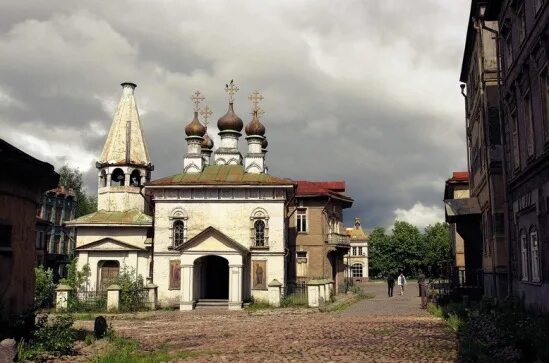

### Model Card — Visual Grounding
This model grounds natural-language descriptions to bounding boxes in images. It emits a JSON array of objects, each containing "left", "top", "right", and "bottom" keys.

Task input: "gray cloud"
[{"left": 0, "top": 0, "right": 471, "bottom": 228}]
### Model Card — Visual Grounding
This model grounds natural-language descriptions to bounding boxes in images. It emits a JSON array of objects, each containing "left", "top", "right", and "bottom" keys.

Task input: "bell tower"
[{"left": 96, "top": 82, "right": 153, "bottom": 212}]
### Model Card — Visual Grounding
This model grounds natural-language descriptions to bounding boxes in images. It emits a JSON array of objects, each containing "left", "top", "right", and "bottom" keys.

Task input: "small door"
[{"left": 99, "top": 261, "right": 120, "bottom": 290}]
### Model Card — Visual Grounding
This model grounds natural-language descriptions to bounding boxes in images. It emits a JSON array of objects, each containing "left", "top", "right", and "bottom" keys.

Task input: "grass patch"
[
  {"left": 92, "top": 333, "right": 199, "bottom": 363},
  {"left": 245, "top": 300, "right": 273, "bottom": 311},
  {"left": 427, "top": 303, "right": 444, "bottom": 319},
  {"left": 321, "top": 292, "right": 375, "bottom": 312}
]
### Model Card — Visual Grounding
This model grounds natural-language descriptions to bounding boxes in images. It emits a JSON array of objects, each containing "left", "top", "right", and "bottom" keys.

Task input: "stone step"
[{"left": 195, "top": 299, "right": 229, "bottom": 307}]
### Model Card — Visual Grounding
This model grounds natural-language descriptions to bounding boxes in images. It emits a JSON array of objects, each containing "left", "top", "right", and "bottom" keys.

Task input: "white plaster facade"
[{"left": 149, "top": 186, "right": 289, "bottom": 309}]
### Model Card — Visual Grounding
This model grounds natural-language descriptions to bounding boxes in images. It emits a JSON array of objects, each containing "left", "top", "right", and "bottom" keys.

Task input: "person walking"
[
  {"left": 397, "top": 272, "right": 407, "bottom": 295},
  {"left": 387, "top": 274, "right": 395, "bottom": 297}
]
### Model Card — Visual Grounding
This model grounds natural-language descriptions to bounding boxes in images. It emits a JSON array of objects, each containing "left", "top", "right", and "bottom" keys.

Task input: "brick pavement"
[{"left": 70, "top": 282, "right": 456, "bottom": 362}]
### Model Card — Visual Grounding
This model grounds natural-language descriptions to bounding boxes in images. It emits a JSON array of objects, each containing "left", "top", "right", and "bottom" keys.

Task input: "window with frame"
[
  {"left": 250, "top": 208, "right": 269, "bottom": 248},
  {"left": 541, "top": 68, "right": 549, "bottom": 141},
  {"left": 524, "top": 91, "right": 535, "bottom": 157},
  {"left": 351, "top": 263, "right": 363, "bottom": 278},
  {"left": 530, "top": 229, "right": 541, "bottom": 282},
  {"left": 296, "top": 208, "right": 307, "bottom": 233},
  {"left": 511, "top": 111, "right": 520, "bottom": 169},
  {"left": 352, "top": 247, "right": 357, "bottom": 256},
  {"left": 358, "top": 246, "right": 363, "bottom": 256},
  {"left": 518, "top": 4, "right": 526, "bottom": 44},
  {"left": 55, "top": 206, "right": 63, "bottom": 225},
  {"left": 520, "top": 231, "right": 529, "bottom": 281},
  {"left": 504, "top": 31, "right": 513, "bottom": 70},
  {"left": 296, "top": 251, "right": 308, "bottom": 277},
  {"left": 173, "top": 220, "right": 185, "bottom": 247},
  {"left": 254, "top": 220, "right": 266, "bottom": 247}
]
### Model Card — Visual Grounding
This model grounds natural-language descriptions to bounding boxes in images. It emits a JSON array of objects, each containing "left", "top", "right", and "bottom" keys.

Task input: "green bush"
[
  {"left": 112, "top": 266, "right": 147, "bottom": 312},
  {"left": 34, "top": 266, "right": 55, "bottom": 309},
  {"left": 18, "top": 313, "right": 76, "bottom": 359}
]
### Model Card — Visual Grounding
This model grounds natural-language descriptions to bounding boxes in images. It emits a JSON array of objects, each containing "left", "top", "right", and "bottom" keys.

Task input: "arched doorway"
[
  {"left": 98, "top": 260, "right": 120, "bottom": 290},
  {"left": 195, "top": 255, "right": 229, "bottom": 300}
]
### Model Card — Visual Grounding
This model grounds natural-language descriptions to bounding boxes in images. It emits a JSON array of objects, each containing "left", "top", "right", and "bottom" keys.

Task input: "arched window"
[
  {"left": 111, "top": 168, "right": 125, "bottom": 186},
  {"left": 173, "top": 220, "right": 185, "bottom": 247},
  {"left": 130, "top": 169, "right": 141, "bottom": 187},
  {"left": 254, "top": 220, "right": 265, "bottom": 247},
  {"left": 250, "top": 208, "right": 269, "bottom": 248},
  {"left": 530, "top": 227, "right": 540, "bottom": 283},
  {"left": 351, "top": 263, "right": 363, "bottom": 278}
]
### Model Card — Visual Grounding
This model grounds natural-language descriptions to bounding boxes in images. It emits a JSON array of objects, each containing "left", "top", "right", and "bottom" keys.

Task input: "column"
[
  {"left": 180, "top": 264, "right": 194, "bottom": 311},
  {"left": 146, "top": 282, "right": 158, "bottom": 310},
  {"left": 228, "top": 264, "right": 243, "bottom": 310},
  {"left": 107, "top": 284, "right": 121, "bottom": 311},
  {"left": 268, "top": 279, "right": 282, "bottom": 307}
]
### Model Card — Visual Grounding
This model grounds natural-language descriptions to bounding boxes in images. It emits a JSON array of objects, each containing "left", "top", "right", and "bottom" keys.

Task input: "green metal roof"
[
  {"left": 66, "top": 209, "right": 152, "bottom": 225},
  {"left": 147, "top": 165, "right": 294, "bottom": 187}
]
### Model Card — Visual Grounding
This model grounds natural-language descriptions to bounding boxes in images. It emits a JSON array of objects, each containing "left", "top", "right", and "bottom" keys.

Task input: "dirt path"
[{"left": 70, "top": 284, "right": 456, "bottom": 362}]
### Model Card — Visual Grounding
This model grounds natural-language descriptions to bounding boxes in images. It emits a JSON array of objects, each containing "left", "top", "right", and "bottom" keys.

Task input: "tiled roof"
[
  {"left": 450, "top": 172, "right": 469, "bottom": 181},
  {"left": 66, "top": 209, "right": 152, "bottom": 225},
  {"left": 346, "top": 227, "right": 368, "bottom": 240},
  {"left": 147, "top": 165, "right": 294, "bottom": 187},
  {"left": 295, "top": 180, "right": 353, "bottom": 204}
]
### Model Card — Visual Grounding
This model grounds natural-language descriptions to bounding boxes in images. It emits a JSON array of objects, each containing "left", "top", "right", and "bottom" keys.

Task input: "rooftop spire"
[{"left": 99, "top": 82, "right": 151, "bottom": 166}]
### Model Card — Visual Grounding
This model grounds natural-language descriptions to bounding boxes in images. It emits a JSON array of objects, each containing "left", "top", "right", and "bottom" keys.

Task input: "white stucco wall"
[
  {"left": 76, "top": 226, "right": 149, "bottom": 249},
  {"left": 151, "top": 187, "right": 288, "bottom": 306},
  {"left": 77, "top": 250, "right": 149, "bottom": 290}
]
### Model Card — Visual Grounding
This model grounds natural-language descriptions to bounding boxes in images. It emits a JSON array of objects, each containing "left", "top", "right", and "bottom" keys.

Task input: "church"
[{"left": 67, "top": 81, "right": 356, "bottom": 310}]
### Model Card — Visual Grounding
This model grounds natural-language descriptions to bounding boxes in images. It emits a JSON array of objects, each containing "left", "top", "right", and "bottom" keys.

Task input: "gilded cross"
[
  {"left": 248, "top": 90, "right": 264, "bottom": 112},
  {"left": 191, "top": 90, "right": 205, "bottom": 112},
  {"left": 255, "top": 106, "right": 265, "bottom": 120},
  {"left": 200, "top": 105, "right": 213, "bottom": 127},
  {"left": 225, "top": 80, "right": 239, "bottom": 103}
]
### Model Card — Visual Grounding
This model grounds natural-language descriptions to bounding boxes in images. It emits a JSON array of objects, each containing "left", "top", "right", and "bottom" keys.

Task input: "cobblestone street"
[{"left": 73, "top": 282, "right": 457, "bottom": 362}]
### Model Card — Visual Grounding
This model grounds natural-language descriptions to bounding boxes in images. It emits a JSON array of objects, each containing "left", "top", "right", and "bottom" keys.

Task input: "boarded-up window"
[{"left": 169, "top": 260, "right": 181, "bottom": 289}]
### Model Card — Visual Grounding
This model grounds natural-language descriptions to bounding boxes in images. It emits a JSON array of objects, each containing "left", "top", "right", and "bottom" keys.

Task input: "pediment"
[
  {"left": 176, "top": 226, "right": 248, "bottom": 254},
  {"left": 76, "top": 237, "right": 146, "bottom": 251}
]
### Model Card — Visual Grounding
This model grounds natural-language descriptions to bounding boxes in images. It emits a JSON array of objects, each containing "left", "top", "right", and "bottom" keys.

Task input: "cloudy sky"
[{"left": 1, "top": 0, "right": 471, "bottom": 230}]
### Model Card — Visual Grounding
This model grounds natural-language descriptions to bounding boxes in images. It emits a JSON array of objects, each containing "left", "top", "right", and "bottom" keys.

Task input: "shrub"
[
  {"left": 61, "top": 258, "right": 90, "bottom": 290},
  {"left": 112, "top": 266, "right": 147, "bottom": 312},
  {"left": 18, "top": 313, "right": 77, "bottom": 359},
  {"left": 34, "top": 266, "right": 55, "bottom": 309}
]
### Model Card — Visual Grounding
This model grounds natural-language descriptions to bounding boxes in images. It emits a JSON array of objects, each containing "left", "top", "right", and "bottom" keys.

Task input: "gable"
[
  {"left": 76, "top": 237, "right": 146, "bottom": 251},
  {"left": 176, "top": 226, "right": 248, "bottom": 254}
]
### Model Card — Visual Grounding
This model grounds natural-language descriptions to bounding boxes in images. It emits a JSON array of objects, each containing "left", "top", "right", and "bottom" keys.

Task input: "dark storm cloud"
[{"left": 0, "top": 0, "right": 471, "bottom": 228}]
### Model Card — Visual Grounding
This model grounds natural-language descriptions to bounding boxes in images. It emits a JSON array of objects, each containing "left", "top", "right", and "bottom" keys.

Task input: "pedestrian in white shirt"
[{"left": 397, "top": 272, "right": 407, "bottom": 295}]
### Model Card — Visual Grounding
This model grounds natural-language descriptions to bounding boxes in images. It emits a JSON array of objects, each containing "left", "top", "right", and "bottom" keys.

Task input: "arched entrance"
[{"left": 195, "top": 255, "right": 229, "bottom": 300}]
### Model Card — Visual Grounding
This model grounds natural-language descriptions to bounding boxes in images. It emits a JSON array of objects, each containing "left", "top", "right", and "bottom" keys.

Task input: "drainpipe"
[
  {"left": 140, "top": 185, "right": 155, "bottom": 283},
  {"left": 481, "top": 14, "right": 512, "bottom": 300}
]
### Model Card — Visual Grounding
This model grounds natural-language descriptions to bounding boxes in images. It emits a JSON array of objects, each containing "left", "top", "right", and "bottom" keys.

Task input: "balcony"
[{"left": 326, "top": 233, "right": 350, "bottom": 247}]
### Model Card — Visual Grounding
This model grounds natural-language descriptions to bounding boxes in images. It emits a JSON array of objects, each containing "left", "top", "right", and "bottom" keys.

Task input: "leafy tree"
[
  {"left": 60, "top": 258, "right": 90, "bottom": 290},
  {"left": 34, "top": 266, "right": 55, "bottom": 309},
  {"left": 57, "top": 165, "right": 97, "bottom": 217},
  {"left": 368, "top": 221, "right": 452, "bottom": 279}
]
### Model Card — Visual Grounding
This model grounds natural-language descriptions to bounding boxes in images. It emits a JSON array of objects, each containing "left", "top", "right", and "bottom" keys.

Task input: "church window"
[
  {"left": 55, "top": 206, "right": 63, "bottom": 225},
  {"left": 254, "top": 220, "right": 265, "bottom": 247},
  {"left": 352, "top": 247, "right": 357, "bottom": 256},
  {"left": 173, "top": 220, "right": 185, "bottom": 247},
  {"left": 296, "top": 208, "right": 307, "bottom": 233},
  {"left": 111, "top": 168, "right": 125, "bottom": 186},
  {"left": 250, "top": 208, "right": 269, "bottom": 248},
  {"left": 351, "top": 263, "right": 363, "bottom": 278},
  {"left": 358, "top": 246, "right": 363, "bottom": 256},
  {"left": 130, "top": 169, "right": 141, "bottom": 187},
  {"left": 530, "top": 228, "right": 541, "bottom": 283}
]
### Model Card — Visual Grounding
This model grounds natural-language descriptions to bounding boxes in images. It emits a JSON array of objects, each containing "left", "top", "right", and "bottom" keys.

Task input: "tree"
[
  {"left": 423, "top": 222, "right": 452, "bottom": 277},
  {"left": 57, "top": 165, "right": 97, "bottom": 217},
  {"left": 368, "top": 221, "right": 452, "bottom": 279}
]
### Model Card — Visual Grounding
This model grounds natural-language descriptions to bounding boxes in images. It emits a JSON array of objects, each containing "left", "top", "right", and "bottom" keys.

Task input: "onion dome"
[
  {"left": 261, "top": 137, "right": 268, "bottom": 149},
  {"left": 201, "top": 131, "right": 214, "bottom": 149},
  {"left": 185, "top": 111, "right": 206, "bottom": 137},
  {"left": 217, "top": 103, "right": 243, "bottom": 132},
  {"left": 245, "top": 110, "right": 266, "bottom": 136}
]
